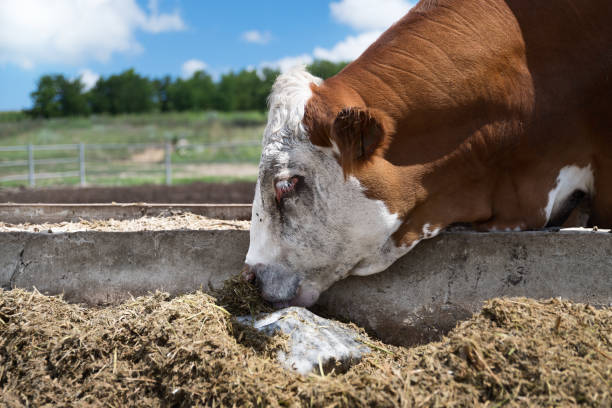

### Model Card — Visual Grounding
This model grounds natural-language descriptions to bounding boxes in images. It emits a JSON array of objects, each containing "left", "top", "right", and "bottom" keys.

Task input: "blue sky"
[{"left": 0, "top": 0, "right": 414, "bottom": 111}]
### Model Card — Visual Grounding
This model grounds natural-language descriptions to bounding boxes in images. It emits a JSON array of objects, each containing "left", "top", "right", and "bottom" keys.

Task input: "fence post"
[
  {"left": 165, "top": 142, "right": 172, "bottom": 185},
  {"left": 79, "top": 143, "right": 86, "bottom": 186},
  {"left": 27, "top": 143, "right": 35, "bottom": 187}
]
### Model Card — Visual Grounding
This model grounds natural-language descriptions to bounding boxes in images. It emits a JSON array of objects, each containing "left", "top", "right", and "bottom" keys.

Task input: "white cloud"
[
  {"left": 181, "top": 59, "right": 207, "bottom": 79},
  {"left": 260, "top": 54, "right": 313, "bottom": 73},
  {"left": 142, "top": 12, "right": 186, "bottom": 33},
  {"left": 142, "top": 0, "right": 185, "bottom": 33},
  {"left": 78, "top": 69, "right": 100, "bottom": 91},
  {"left": 329, "top": 0, "right": 414, "bottom": 31},
  {"left": 242, "top": 30, "right": 272, "bottom": 45},
  {"left": 0, "top": 0, "right": 186, "bottom": 69},
  {"left": 313, "top": 30, "right": 383, "bottom": 62}
]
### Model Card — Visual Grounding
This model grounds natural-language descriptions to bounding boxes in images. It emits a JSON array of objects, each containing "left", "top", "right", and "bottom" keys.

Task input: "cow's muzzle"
[{"left": 242, "top": 263, "right": 320, "bottom": 308}]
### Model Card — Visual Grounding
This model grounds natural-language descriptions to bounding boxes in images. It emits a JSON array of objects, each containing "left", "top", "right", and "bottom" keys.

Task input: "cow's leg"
[
  {"left": 588, "top": 168, "right": 612, "bottom": 228},
  {"left": 545, "top": 191, "right": 590, "bottom": 228},
  {"left": 560, "top": 196, "right": 591, "bottom": 228},
  {"left": 474, "top": 198, "right": 545, "bottom": 232}
]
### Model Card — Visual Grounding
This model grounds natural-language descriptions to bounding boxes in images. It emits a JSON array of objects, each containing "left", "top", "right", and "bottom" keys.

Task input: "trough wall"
[{"left": 1, "top": 228, "right": 610, "bottom": 346}]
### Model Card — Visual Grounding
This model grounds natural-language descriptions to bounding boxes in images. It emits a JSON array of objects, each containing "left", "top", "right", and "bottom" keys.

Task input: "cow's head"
[{"left": 244, "top": 67, "right": 409, "bottom": 308}]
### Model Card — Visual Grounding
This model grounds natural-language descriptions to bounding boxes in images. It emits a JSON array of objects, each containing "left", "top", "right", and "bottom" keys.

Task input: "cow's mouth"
[
  {"left": 241, "top": 263, "right": 320, "bottom": 309},
  {"left": 271, "top": 285, "right": 320, "bottom": 309}
]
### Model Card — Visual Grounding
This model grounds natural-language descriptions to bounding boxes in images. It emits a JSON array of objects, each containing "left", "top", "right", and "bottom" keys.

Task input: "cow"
[{"left": 243, "top": 0, "right": 612, "bottom": 308}]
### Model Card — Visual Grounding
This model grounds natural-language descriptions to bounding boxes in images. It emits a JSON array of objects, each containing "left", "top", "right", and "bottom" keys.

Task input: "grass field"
[
  {"left": 0, "top": 111, "right": 266, "bottom": 145},
  {"left": 0, "top": 111, "right": 265, "bottom": 187}
]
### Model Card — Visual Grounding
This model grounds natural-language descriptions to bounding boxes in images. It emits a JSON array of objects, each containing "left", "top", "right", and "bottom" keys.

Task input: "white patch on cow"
[
  {"left": 347, "top": 190, "right": 404, "bottom": 277},
  {"left": 263, "top": 65, "right": 322, "bottom": 146},
  {"left": 422, "top": 223, "right": 431, "bottom": 235},
  {"left": 358, "top": 236, "right": 423, "bottom": 277},
  {"left": 421, "top": 223, "right": 440, "bottom": 239},
  {"left": 245, "top": 180, "right": 281, "bottom": 266},
  {"left": 543, "top": 164, "right": 594, "bottom": 225}
]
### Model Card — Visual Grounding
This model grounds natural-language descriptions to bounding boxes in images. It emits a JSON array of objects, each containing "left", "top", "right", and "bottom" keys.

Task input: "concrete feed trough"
[{"left": 1, "top": 206, "right": 610, "bottom": 346}]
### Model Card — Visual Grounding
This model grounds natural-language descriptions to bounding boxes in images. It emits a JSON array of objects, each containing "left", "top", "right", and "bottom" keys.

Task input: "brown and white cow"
[{"left": 243, "top": 0, "right": 612, "bottom": 308}]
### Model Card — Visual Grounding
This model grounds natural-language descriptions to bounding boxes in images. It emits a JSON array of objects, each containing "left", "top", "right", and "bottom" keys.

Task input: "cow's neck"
[
  {"left": 351, "top": 153, "right": 495, "bottom": 248},
  {"left": 306, "top": 1, "right": 531, "bottom": 244}
]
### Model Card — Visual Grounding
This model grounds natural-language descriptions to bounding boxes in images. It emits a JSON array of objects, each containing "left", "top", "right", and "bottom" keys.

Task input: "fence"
[{"left": 0, "top": 141, "right": 261, "bottom": 187}]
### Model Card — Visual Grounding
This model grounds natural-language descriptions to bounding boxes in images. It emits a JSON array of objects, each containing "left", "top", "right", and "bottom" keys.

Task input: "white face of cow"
[{"left": 244, "top": 67, "right": 405, "bottom": 308}]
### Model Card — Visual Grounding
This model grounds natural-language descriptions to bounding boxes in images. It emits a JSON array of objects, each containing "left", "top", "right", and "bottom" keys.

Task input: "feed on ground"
[{"left": 1, "top": 287, "right": 610, "bottom": 407}]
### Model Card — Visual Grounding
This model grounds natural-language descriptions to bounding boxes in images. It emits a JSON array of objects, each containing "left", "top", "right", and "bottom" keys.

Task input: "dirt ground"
[
  {"left": 171, "top": 163, "right": 259, "bottom": 179},
  {"left": 0, "top": 181, "right": 255, "bottom": 204},
  {"left": 0, "top": 287, "right": 610, "bottom": 407}
]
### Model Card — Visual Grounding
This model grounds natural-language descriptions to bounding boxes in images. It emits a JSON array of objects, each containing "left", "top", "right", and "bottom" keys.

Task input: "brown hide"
[
  {"left": 332, "top": 107, "right": 395, "bottom": 177},
  {"left": 302, "top": 0, "right": 612, "bottom": 247}
]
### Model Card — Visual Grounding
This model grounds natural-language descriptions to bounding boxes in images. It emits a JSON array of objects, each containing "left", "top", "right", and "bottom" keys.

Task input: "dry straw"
[{"left": 0, "top": 284, "right": 610, "bottom": 407}]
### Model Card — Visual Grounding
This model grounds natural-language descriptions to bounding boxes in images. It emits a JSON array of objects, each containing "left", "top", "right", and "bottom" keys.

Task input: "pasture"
[{"left": 0, "top": 111, "right": 264, "bottom": 187}]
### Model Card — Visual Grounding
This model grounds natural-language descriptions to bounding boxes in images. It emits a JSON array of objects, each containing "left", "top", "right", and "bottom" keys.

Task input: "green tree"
[
  {"left": 189, "top": 71, "right": 216, "bottom": 110},
  {"left": 257, "top": 68, "right": 280, "bottom": 110},
  {"left": 28, "top": 74, "right": 89, "bottom": 117},
  {"left": 152, "top": 75, "right": 172, "bottom": 112},
  {"left": 167, "top": 70, "right": 216, "bottom": 111},
  {"left": 27, "top": 60, "right": 346, "bottom": 117},
  {"left": 215, "top": 70, "right": 249, "bottom": 111},
  {"left": 57, "top": 76, "right": 89, "bottom": 116},
  {"left": 166, "top": 78, "right": 191, "bottom": 111},
  {"left": 87, "top": 76, "right": 110, "bottom": 114},
  {"left": 307, "top": 60, "right": 349, "bottom": 79},
  {"left": 233, "top": 70, "right": 262, "bottom": 110},
  {"left": 89, "top": 69, "right": 154, "bottom": 114},
  {"left": 29, "top": 75, "right": 62, "bottom": 118},
  {"left": 215, "top": 68, "right": 280, "bottom": 111}
]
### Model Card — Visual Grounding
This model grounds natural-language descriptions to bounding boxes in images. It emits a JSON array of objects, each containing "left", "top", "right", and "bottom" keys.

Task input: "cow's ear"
[{"left": 332, "top": 107, "right": 394, "bottom": 177}]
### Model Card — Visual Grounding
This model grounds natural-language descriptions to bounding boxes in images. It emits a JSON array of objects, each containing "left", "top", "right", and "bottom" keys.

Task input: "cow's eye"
[{"left": 274, "top": 176, "right": 299, "bottom": 203}]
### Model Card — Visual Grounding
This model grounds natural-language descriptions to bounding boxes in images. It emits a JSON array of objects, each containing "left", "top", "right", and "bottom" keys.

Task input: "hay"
[
  {"left": 0, "top": 213, "right": 250, "bottom": 233},
  {"left": 0, "top": 288, "right": 610, "bottom": 407},
  {"left": 213, "top": 274, "right": 274, "bottom": 316}
]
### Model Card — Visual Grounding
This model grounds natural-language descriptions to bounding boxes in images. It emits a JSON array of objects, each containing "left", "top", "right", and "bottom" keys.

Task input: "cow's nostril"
[{"left": 241, "top": 264, "right": 255, "bottom": 283}]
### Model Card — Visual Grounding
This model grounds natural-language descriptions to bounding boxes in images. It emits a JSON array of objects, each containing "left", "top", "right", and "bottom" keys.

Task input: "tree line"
[{"left": 27, "top": 60, "right": 348, "bottom": 118}]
